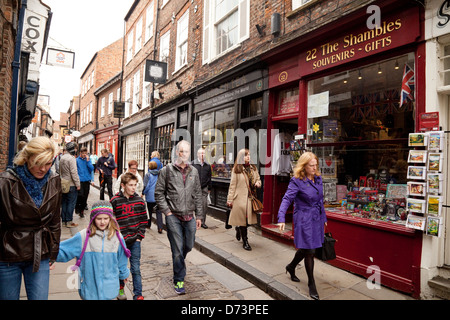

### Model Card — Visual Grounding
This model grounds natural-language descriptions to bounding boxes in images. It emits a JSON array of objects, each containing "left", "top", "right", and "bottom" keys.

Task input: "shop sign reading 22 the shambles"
[{"left": 298, "top": 6, "right": 420, "bottom": 77}]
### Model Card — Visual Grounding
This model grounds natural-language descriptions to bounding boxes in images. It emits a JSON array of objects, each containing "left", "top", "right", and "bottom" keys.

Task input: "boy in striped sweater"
[{"left": 111, "top": 172, "right": 147, "bottom": 300}]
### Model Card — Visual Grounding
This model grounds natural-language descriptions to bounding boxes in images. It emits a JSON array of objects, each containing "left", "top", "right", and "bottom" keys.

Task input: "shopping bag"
[{"left": 315, "top": 232, "right": 336, "bottom": 261}]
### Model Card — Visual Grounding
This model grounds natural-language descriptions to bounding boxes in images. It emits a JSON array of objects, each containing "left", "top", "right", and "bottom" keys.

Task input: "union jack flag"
[{"left": 400, "top": 64, "right": 414, "bottom": 106}]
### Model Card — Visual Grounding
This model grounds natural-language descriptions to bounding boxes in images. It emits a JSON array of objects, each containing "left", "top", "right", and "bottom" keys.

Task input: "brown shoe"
[{"left": 66, "top": 222, "right": 78, "bottom": 228}]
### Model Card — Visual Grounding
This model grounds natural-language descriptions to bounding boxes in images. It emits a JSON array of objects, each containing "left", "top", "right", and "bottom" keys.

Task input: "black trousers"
[
  {"left": 100, "top": 174, "right": 113, "bottom": 200},
  {"left": 76, "top": 181, "right": 91, "bottom": 213}
]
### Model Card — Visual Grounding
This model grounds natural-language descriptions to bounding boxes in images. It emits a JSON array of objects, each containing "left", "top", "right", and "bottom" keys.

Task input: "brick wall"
[{"left": 0, "top": 0, "right": 19, "bottom": 170}]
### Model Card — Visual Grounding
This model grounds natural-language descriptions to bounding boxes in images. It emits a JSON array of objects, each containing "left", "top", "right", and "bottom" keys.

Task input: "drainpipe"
[{"left": 8, "top": 0, "right": 27, "bottom": 167}]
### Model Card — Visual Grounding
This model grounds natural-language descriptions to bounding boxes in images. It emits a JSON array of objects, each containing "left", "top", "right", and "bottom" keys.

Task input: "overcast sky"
[{"left": 39, "top": 0, "right": 134, "bottom": 121}]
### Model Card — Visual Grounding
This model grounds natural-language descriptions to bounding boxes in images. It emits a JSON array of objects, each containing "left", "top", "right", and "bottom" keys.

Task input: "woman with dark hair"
[{"left": 226, "top": 149, "right": 261, "bottom": 251}]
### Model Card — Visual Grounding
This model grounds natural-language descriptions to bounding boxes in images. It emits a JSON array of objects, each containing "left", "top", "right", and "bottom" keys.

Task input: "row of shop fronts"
[{"left": 99, "top": 1, "right": 446, "bottom": 299}]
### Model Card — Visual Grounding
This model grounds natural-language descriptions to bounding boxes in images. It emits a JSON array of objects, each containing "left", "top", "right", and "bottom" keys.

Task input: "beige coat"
[{"left": 227, "top": 168, "right": 261, "bottom": 226}]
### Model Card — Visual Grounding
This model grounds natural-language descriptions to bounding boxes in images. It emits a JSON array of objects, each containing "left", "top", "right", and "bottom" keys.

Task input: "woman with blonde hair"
[
  {"left": 227, "top": 149, "right": 261, "bottom": 251},
  {"left": 277, "top": 151, "right": 327, "bottom": 300},
  {"left": 0, "top": 136, "right": 61, "bottom": 300}
]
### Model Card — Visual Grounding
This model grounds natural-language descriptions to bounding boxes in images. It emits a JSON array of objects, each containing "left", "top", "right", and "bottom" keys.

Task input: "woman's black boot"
[
  {"left": 285, "top": 264, "right": 300, "bottom": 282},
  {"left": 240, "top": 227, "right": 252, "bottom": 251},
  {"left": 305, "top": 253, "right": 319, "bottom": 300},
  {"left": 235, "top": 226, "right": 241, "bottom": 241}
]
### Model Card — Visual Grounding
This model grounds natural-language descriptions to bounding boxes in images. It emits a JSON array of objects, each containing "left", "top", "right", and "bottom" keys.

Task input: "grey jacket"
[
  {"left": 155, "top": 163, "right": 204, "bottom": 221},
  {"left": 59, "top": 153, "right": 80, "bottom": 188}
]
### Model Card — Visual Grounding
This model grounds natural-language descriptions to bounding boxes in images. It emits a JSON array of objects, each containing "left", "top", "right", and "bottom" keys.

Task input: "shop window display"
[
  {"left": 198, "top": 106, "right": 235, "bottom": 179},
  {"left": 307, "top": 53, "right": 415, "bottom": 223}
]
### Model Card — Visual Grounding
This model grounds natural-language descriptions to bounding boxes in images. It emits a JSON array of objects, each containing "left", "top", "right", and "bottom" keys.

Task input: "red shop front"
[{"left": 260, "top": 2, "right": 425, "bottom": 298}]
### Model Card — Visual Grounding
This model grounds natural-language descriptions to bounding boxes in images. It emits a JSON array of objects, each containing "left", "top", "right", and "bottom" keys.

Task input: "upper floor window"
[
  {"left": 135, "top": 18, "right": 143, "bottom": 54},
  {"left": 145, "top": 1, "right": 154, "bottom": 43},
  {"left": 175, "top": 10, "right": 189, "bottom": 71},
  {"left": 127, "top": 29, "right": 134, "bottom": 64},
  {"left": 160, "top": 31, "right": 170, "bottom": 63},
  {"left": 203, "top": 0, "right": 249, "bottom": 64},
  {"left": 292, "top": 0, "right": 313, "bottom": 11}
]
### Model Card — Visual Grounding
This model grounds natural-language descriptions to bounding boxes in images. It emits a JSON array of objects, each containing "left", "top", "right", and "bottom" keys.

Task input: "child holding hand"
[{"left": 55, "top": 201, "right": 131, "bottom": 300}]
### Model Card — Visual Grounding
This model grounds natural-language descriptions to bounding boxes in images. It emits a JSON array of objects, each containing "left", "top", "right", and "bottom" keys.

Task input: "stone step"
[{"left": 428, "top": 276, "right": 450, "bottom": 299}]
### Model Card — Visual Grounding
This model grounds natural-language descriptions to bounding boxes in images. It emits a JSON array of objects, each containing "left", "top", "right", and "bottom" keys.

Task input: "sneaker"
[
  {"left": 174, "top": 281, "right": 185, "bottom": 295},
  {"left": 66, "top": 222, "right": 78, "bottom": 228},
  {"left": 117, "top": 286, "right": 127, "bottom": 300},
  {"left": 135, "top": 295, "right": 144, "bottom": 300}
]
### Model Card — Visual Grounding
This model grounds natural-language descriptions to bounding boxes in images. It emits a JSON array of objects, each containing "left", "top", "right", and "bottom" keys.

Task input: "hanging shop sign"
[
  {"left": 145, "top": 59, "right": 167, "bottom": 83},
  {"left": 298, "top": 6, "right": 420, "bottom": 77},
  {"left": 46, "top": 48, "right": 75, "bottom": 68}
]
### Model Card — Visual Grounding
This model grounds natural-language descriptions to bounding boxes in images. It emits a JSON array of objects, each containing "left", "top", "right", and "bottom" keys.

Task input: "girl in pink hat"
[{"left": 53, "top": 201, "right": 130, "bottom": 300}]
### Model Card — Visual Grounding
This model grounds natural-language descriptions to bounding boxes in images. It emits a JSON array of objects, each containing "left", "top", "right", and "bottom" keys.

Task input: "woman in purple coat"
[{"left": 277, "top": 152, "right": 326, "bottom": 300}]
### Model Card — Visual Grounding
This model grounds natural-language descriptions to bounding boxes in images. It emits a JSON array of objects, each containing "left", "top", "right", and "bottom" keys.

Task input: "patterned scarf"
[
  {"left": 244, "top": 164, "right": 257, "bottom": 197},
  {"left": 15, "top": 165, "right": 51, "bottom": 208}
]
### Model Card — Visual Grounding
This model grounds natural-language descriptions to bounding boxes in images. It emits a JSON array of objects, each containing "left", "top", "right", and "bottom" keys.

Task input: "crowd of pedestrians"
[{"left": 0, "top": 136, "right": 327, "bottom": 300}]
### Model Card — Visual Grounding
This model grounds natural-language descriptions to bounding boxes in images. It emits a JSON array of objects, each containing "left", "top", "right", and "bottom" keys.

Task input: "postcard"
[
  {"left": 426, "top": 216, "right": 441, "bottom": 237},
  {"left": 427, "top": 195, "right": 443, "bottom": 216},
  {"left": 406, "top": 198, "right": 426, "bottom": 214},
  {"left": 407, "top": 181, "right": 426, "bottom": 197},
  {"left": 407, "top": 166, "right": 427, "bottom": 180},
  {"left": 408, "top": 133, "right": 427, "bottom": 147},
  {"left": 386, "top": 184, "right": 407, "bottom": 199},
  {"left": 427, "top": 131, "right": 444, "bottom": 151},
  {"left": 407, "top": 150, "right": 427, "bottom": 164},
  {"left": 428, "top": 153, "right": 443, "bottom": 172},
  {"left": 427, "top": 173, "right": 443, "bottom": 194},
  {"left": 406, "top": 214, "right": 426, "bottom": 231}
]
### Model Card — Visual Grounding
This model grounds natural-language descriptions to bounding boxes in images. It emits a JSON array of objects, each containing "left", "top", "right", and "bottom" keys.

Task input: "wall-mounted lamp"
[
  {"left": 255, "top": 24, "right": 266, "bottom": 37},
  {"left": 176, "top": 81, "right": 182, "bottom": 89},
  {"left": 172, "top": 12, "right": 176, "bottom": 24}
]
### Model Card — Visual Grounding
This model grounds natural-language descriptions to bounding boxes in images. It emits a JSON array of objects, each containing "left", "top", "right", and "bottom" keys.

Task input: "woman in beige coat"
[{"left": 227, "top": 149, "right": 261, "bottom": 250}]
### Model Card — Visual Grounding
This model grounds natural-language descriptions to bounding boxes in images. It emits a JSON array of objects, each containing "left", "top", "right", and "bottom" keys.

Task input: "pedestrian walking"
[
  {"left": 277, "top": 151, "right": 327, "bottom": 300},
  {"left": 60, "top": 142, "right": 80, "bottom": 228},
  {"left": 54, "top": 201, "right": 130, "bottom": 300},
  {"left": 226, "top": 148, "right": 261, "bottom": 251},
  {"left": 111, "top": 172, "right": 147, "bottom": 300},
  {"left": 97, "top": 148, "right": 116, "bottom": 200},
  {"left": 75, "top": 147, "right": 94, "bottom": 218},
  {"left": 114, "top": 159, "right": 144, "bottom": 195},
  {"left": 0, "top": 136, "right": 61, "bottom": 300},
  {"left": 150, "top": 150, "right": 163, "bottom": 170},
  {"left": 142, "top": 160, "right": 163, "bottom": 232},
  {"left": 191, "top": 148, "right": 212, "bottom": 229},
  {"left": 155, "top": 140, "right": 203, "bottom": 295}
]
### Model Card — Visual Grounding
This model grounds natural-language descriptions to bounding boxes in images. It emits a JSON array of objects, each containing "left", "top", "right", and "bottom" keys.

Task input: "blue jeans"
[
  {"left": 165, "top": 215, "right": 196, "bottom": 283},
  {"left": 62, "top": 186, "right": 78, "bottom": 222},
  {"left": 120, "top": 240, "right": 142, "bottom": 299},
  {"left": 0, "top": 258, "right": 50, "bottom": 300}
]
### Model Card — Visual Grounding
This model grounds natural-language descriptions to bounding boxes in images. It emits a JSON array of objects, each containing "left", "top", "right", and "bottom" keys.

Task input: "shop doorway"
[
  {"left": 271, "top": 120, "right": 298, "bottom": 233},
  {"left": 445, "top": 96, "right": 450, "bottom": 266}
]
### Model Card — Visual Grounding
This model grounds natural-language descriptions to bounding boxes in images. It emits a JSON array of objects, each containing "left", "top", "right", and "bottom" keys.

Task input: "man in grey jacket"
[
  {"left": 59, "top": 142, "right": 80, "bottom": 227},
  {"left": 155, "top": 140, "right": 203, "bottom": 295}
]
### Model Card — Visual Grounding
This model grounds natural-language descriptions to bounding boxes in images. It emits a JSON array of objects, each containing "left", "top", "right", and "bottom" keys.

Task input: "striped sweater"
[{"left": 110, "top": 192, "right": 147, "bottom": 245}]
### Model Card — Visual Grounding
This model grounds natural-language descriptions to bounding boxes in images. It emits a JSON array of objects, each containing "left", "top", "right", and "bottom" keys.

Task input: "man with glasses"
[{"left": 115, "top": 160, "right": 144, "bottom": 196}]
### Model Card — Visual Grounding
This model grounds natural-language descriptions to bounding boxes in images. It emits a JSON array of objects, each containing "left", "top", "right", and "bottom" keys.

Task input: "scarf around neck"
[{"left": 15, "top": 165, "right": 51, "bottom": 208}]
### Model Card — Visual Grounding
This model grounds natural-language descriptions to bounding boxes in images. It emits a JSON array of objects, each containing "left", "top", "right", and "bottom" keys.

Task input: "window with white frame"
[
  {"left": 143, "top": 81, "right": 151, "bottom": 109},
  {"left": 175, "top": 10, "right": 189, "bottom": 71},
  {"left": 117, "top": 88, "right": 121, "bottom": 102},
  {"left": 108, "top": 92, "right": 113, "bottom": 114},
  {"left": 127, "top": 29, "right": 134, "bottom": 64},
  {"left": 160, "top": 31, "right": 170, "bottom": 63},
  {"left": 135, "top": 18, "right": 143, "bottom": 54},
  {"left": 91, "top": 70, "right": 95, "bottom": 86},
  {"left": 145, "top": 1, "right": 154, "bottom": 43},
  {"left": 125, "top": 79, "right": 131, "bottom": 118},
  {"left": 292, "top": 0, "right": 313, "bottom": 11},
  {"left": 125, "top": 131, "right": 145, "bottom": 171},
  {"left": 133, "top": 70, "right": 140, "bottom": 114},
  {"left": 161, "top": 0, "right": 169, "bottom": 8},
  {"left": 89, "top": 102, "right": 93, "bottom": 122},
  {"left": 203, "top": 0, "right": 249, "bottom": 63},
  {"left": 101, "top": 97, "right": 105, "bottom": 117}
]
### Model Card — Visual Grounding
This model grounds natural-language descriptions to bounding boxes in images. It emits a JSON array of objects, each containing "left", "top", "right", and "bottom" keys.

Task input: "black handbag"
[{"left": 315, "top": 230, "right": 336, "bottom": 261}]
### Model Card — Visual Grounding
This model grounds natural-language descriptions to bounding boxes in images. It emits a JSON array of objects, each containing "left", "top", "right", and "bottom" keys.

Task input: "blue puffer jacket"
[
  {"left": 56, "top": 229, "right": 130, "bottom": 300},
  {"left": 142, "top": 169, "right": 159, "bottom": 203}
]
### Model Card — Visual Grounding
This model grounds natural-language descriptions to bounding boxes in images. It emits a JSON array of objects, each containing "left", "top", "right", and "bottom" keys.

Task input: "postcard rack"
[{"left": 406, "top": 131, "right": 445, "bottom": 236}]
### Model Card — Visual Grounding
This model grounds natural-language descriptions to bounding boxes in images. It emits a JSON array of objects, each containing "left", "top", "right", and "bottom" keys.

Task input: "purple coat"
[{"left": 278, "top": 176, "right": 327, "bottom": 249}]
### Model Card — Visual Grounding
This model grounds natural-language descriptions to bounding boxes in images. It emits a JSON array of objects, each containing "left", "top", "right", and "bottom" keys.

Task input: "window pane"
[{"left": 215, "top": 10, "right": 238, "bottom": 54}]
